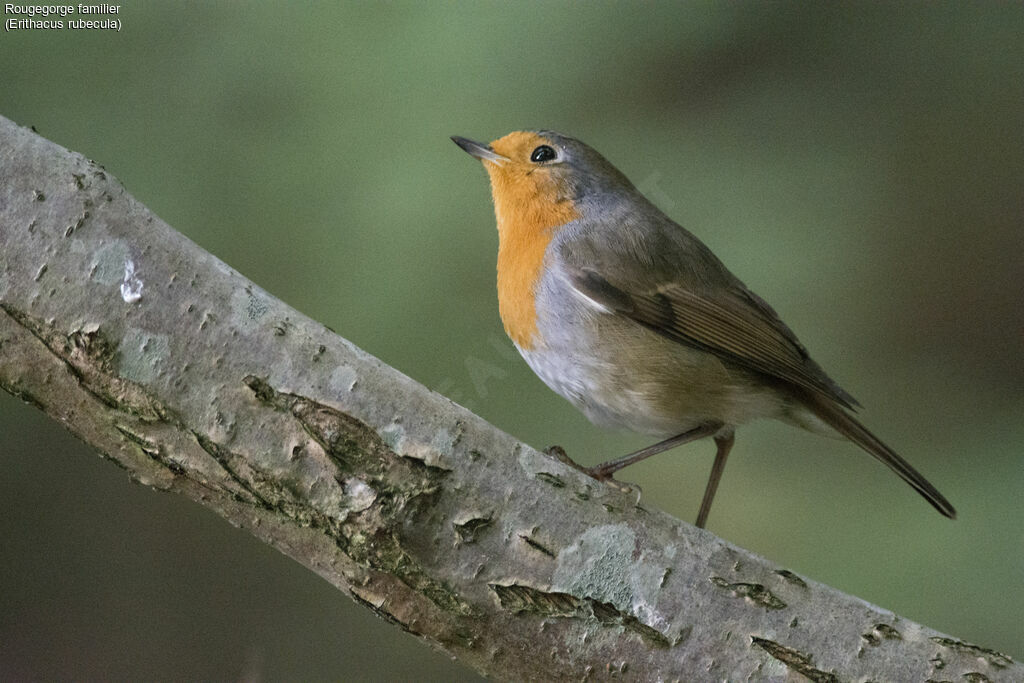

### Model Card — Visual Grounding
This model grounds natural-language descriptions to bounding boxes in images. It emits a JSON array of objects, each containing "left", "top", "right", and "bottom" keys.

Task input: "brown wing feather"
[{"left": 569, "top": 267, "right": 858, "bottom": 410}]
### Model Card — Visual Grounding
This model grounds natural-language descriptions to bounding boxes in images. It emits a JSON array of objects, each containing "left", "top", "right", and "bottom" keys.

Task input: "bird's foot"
[
  {"left": 543, "top": 444, "right": 581, "bottom": 470},
  {"left": 543, "top": 445, "right": 639, "bottom": 496}
]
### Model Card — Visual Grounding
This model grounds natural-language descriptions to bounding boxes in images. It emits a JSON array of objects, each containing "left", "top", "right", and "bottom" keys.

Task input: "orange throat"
[
  {"left": 491, "top": 187, "right": 577, "bottom": 350},
  {"left": 477, "top": 131, "right": 579, "bottom": 350}
]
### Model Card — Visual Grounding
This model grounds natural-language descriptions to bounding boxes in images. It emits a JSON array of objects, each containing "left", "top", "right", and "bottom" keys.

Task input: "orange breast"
[
  {"left": 493, "top": 188, "right": 577, "bottom": 349},
  {"left": 481, "top": 131, "right": 579, "bottom": 349}
]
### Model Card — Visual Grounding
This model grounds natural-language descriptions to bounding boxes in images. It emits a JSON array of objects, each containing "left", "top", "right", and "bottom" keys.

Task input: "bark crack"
[
  {"left": 750, "top": 636, "right": 839, "bottom": 683},
  {"left": 490, "top": 583, "right": 673, "bottom": 649}
]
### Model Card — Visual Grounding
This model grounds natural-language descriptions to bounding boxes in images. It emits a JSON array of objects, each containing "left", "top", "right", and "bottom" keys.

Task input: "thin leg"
[
  {"left": 695, "top": 431, "right": 734, "bottom": 529},
  {"left": 584, "top": 421, "right": 723, "bottom": 480}
]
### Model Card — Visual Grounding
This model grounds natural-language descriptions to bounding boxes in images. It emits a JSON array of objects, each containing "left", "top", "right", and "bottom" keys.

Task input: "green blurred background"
[{"left": 2, "top": 2, "right": 1022, "bottom": 679}]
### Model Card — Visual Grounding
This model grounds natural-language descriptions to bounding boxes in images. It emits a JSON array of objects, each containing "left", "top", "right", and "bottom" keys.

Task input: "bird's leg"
[
  {"left": 543, "top": 444, "right": 569, "bottom": 460},
  {"left": 583, "top": 421, "right": 724, "bottom": 480},
  {"left": 694, "top": 430, "right": 734, "bottom": 529}
]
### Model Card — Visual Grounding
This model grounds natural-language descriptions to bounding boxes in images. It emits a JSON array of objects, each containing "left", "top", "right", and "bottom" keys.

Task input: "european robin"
[{"left": 451, "top": 130, "right": 955, "bottom": 528}]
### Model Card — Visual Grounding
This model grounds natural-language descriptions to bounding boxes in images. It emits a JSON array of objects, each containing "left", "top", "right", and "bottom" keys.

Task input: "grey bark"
[{"left": 0, "top": 114, "right": 1015, "bottom": 682}]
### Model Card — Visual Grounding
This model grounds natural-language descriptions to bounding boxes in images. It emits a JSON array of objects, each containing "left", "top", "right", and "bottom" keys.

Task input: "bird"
[{"left": 451, "top": 130, "right": 955, "bottom": 528}]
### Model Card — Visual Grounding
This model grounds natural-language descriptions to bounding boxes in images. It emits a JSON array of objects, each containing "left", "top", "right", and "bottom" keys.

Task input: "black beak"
[{"left": 451, "top": 136, "right": 509, "bottom": 164}]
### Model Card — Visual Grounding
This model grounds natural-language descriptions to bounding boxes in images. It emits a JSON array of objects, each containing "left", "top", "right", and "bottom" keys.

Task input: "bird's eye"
[{"left": 530, "top": 145, "right": 557, "bottom": 163}]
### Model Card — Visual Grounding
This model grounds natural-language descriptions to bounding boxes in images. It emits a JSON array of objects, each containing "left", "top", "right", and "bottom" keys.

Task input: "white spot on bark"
[
  {"left": 120, "top": 259, "right": 143, "bottom": 303},
  {"left": 345, "top": 478, "right": 377, "bottom": 512}
]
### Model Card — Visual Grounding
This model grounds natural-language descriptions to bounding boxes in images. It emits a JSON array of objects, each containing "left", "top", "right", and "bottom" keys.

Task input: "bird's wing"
[
  {"left": 558, "top": 218, "right": 958, "bottom": 519},
  {"left": 565, "top": 262, "right": 859, "bottom": 410}
]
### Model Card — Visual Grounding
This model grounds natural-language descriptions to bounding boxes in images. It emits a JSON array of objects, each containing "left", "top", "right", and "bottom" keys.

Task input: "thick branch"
[{"left": 0, "top": 115, "right": 1015, "bottom": 681}]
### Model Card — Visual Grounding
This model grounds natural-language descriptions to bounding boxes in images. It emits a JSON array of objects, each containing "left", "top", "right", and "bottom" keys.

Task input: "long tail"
[{"left": 804, "top": 393, "right": 956, "bottom": 519}]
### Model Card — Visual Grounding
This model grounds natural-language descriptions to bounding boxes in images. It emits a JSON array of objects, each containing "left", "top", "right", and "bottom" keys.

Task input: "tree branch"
[{"left": 0, "top": 115, "right": 1015, "bottom": 681}]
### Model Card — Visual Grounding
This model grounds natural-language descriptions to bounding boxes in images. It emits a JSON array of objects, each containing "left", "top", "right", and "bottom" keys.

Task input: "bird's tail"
[{"left": 802, "top": 392, "right": 956, "bottom": 519}]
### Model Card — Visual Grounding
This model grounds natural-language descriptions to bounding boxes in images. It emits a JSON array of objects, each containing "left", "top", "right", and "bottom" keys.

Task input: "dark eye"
[{"left": 530, "top": 145, "right": 557, "bottom": 163}]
